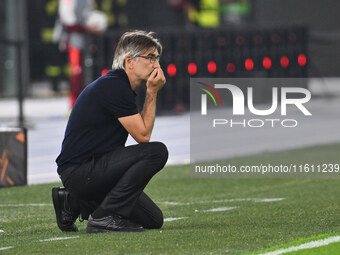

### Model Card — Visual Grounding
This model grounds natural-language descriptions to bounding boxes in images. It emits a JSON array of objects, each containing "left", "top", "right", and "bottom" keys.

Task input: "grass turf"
[{"left": 0, "top": 143, "right": 340, "bottom": 254}]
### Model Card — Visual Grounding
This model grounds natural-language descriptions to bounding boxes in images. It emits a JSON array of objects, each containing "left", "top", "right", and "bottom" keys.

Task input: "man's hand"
[
  {"left": 146, "top": 68, "right": 166, "bottom": 94},
  {"left": 118, "top": 68, "right": 165, "bottom": 144}
]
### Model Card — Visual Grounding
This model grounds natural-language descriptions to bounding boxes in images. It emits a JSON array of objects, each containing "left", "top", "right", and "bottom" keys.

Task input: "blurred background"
[{"left": 0, "top": 0, "right": 340, "bottom": 185}]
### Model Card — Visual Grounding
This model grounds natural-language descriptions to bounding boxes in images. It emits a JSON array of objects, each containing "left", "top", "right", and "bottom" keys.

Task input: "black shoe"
[
  {"left": 52, "top": 187, "right": 79, "bottom": 232},
  {"left": 86, "top": 214, "right": 144, "bottom": 233}
]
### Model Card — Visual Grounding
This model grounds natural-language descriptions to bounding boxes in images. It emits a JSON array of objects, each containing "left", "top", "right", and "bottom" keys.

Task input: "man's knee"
[
  {"left": 152, "top": 208, "right": 164, "bottom": 229},
  {"left": 153, "top": 142, "right": 168, "bottom": 164},
  {"left": 130, "top": 193, "right": 164, "bottom": 229},
  {"left": 144, "top": 142, "right": 168, "bottom": 167},
  {"left": 146, "top": 207, "right": 164, "bottom": 229}
]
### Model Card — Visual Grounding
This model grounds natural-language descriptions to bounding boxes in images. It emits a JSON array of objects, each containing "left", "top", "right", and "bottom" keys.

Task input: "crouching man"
[{"left": 52, "top": 30, "right": 168, "bottom": 233}]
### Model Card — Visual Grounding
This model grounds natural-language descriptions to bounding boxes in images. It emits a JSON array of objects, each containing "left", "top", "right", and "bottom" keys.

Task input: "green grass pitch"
[{"left": 1, "top": 143, "right": 340, "bottom": 254}]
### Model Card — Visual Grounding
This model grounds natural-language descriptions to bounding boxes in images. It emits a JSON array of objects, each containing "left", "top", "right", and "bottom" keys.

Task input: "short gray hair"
[{"left": 112, "top": 30, "right": 162, "bottom": 70}]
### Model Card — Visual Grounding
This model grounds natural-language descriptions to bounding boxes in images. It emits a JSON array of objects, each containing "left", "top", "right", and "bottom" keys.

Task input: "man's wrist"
[{"left": 146, "top": 88, "right": 158, "bottom": 97}]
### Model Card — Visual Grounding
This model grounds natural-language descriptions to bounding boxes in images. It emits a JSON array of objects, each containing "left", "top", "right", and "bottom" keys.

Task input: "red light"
[
  {"left": 289, "top": 32, "right": 297, "bottom": 42},
  {"left": 263, "top": 57, "right": 272, "bottom": 70},
  {"left": 280, "top": 56, "right": 289, "bottom": 68},
  {"left": 271, "top": 33, "right": 281, "bottom": 43},
  {"left": 188, "top": 62, "right": 197, "bottom": 75},
  {"left": 207, "top": 61, "right": 217, "bottom": 74},
  {"left": 298, "top": 54, "right": 307, "bottom": 66},
  {"left": 245, "top": 58, "right": 254, "bottom": 71},
  {"left": 226, "top": 63, "right": 235, "bottom": 73},
  {"left": 253, "top": 35, "right": 263, "bottom": 45},
  {"left": 167, "top": 64, "right": 177, "bottom": 77},
  {"left": 236, "top": 36, "right": 245, "bottom": 46},
  {"left": 101, "top": 69, "right": 109, "bottom": 76},
  {"left": 217, "top": 36, "right": 226, "bottom": 46}
]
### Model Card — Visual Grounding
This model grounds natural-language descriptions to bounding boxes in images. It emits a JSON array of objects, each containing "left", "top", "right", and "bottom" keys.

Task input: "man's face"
[{"left": 132, "top": 48, "right": 161, "bottom": 82}]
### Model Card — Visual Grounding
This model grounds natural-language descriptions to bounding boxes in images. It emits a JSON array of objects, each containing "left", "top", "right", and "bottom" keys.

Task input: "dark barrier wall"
[
  {"left": 0, "top": 128, "right": 27, "bottom": 187},
  {"left": 253, "top": 0, "right": 340, "bottom": 77},
  {"left": 90, "top": 26, "right": 308, "bottom": 113},
  {"left": 22, "top": 0, "right": 340, "bottom": 87}
]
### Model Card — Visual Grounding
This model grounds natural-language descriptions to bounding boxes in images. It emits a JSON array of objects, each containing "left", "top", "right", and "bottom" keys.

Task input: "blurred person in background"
[
  {"left": 219, "top": 0, "right": 251, "bottom": 25},
  {"left": 52, "top": 30, "right": 168, "bottom": 233},
  {"left": 187, "top": 0, "right": 220, "bottom": 28},
  {"left": 54, "top": 0, "right": 107, "bottom": 108},
  {"left": 167, "top": 0, "right": 220, "bottom": 28}
]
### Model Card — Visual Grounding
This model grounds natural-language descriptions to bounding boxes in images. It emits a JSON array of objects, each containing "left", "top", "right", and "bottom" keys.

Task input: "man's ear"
[{"left": 125, "top": 56, "right": 134, "bottom": 70}]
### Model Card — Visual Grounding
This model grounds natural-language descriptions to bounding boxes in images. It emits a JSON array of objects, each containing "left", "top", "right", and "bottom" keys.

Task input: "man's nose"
[{"left": 153, "top": 60, "right": 160, "bottom": 68}]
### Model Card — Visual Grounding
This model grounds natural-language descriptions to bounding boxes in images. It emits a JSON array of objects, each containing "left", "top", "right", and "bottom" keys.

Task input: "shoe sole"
[
  {"left": 52, "top": 187, "right": 78, "bottom": 232},
  {"left": 86, "top": 225, "right": 144, "bottom": 234}
]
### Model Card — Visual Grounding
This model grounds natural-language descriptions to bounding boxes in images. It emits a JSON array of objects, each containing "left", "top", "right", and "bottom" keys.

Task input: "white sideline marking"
[
  {"left": 161, "top": 201, "right": 183, "bottom": 205},
  {"left": 38, "top": 236, "right": 79, "bottom": 242},
  {"left": 199, "top": 198, "right": 286, "bottom": 204},
  {"left": 0, "top": 246, "right": 14, "bottom": 251},
  {"left": 258, "top": 236, "right": 340, "bottom": 255},
  {"left": 0, "top": 203, "right": 52, "bottom": 207},
  {"left": 0, "top": 198, "right": 285, "bottom": 208},
  {"left": 198, "top": 206, "right": 238, "bottom": 212},
  {"left": 253, "top": 198, "right": 286, "bottom": 203},
  {"left": 159, "top": 198, "right": 286, "bottom": 206},
  {"left": 164, "top": 217, "right": 188, "bottom": 222}
]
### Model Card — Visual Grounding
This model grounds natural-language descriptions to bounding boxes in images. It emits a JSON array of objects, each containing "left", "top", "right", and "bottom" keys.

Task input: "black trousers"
[{"left": 59, "top": 142, "right": 168, "bottom": 229}]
